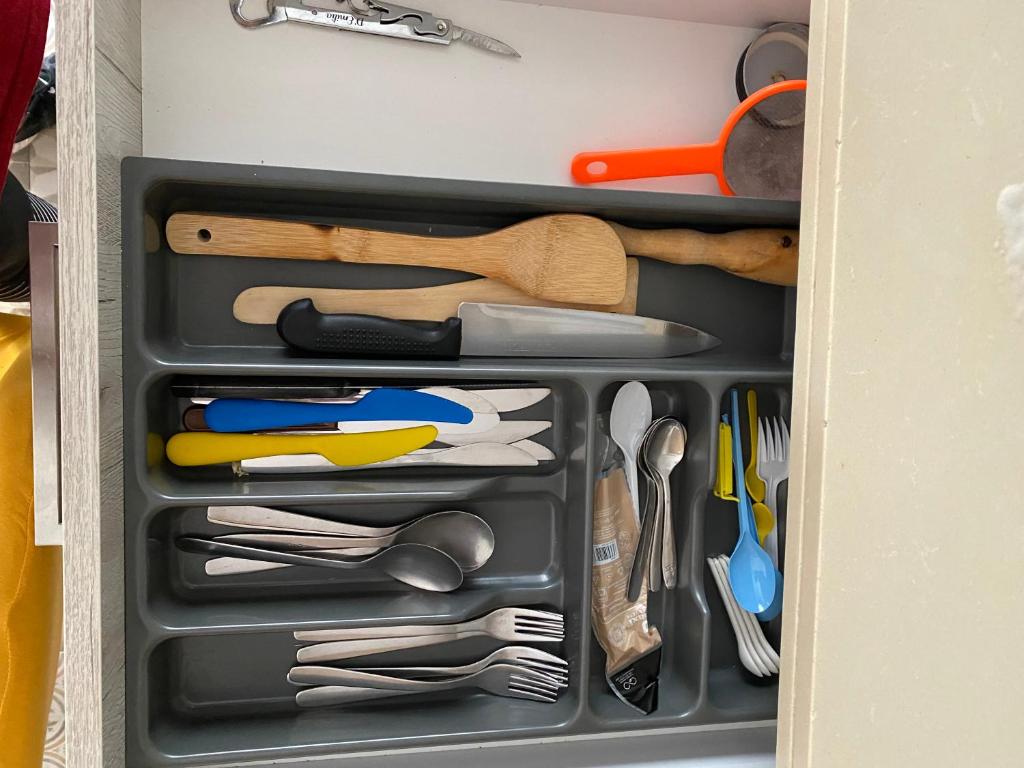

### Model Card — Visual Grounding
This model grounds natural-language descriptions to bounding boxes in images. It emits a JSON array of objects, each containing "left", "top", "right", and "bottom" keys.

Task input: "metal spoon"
[
  {"left": 627, "top": 419, "right": 663, "bottom": 601},
  {"left": 214, "top": 510, "right": 495, "bottom": 572},
  {"left": 610, "top": 382, "right": 652, "bottom": 523},
  {"left": 639, "top": 419, "right": 664, "bottom": 592},
  {"left": 648, "top": 419, "right": 686, "bottom": 589},
  {"left": 207, "top": 505, "right": 440, "bottom": 537},
  {"left": 176, "top": 537, "right": 464, "bottom": 592}
]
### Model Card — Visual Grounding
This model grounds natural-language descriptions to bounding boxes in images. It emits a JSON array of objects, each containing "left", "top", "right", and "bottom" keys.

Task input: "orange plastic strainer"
[{"left": 571, "top": 79, "right": 806, "bottom": 199}]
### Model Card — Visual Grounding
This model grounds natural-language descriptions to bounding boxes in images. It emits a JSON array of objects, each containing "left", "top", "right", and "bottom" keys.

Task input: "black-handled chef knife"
[{"left": 276, "top": 298, "right": 720, "bottom": 359}]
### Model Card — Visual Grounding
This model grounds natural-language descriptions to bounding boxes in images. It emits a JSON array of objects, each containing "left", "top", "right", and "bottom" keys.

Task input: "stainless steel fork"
[
  {"left": 292, "top": 663, "right": 560, "bottom": 706},
  {"left": 354, "top": 646, "right": 568, "bottom": 685},
  {"left": 295, "top": 608, "right": 563, "bottom": 642},
  {"left": 295, "top": 607, "right": 564, "bottom": 663}
]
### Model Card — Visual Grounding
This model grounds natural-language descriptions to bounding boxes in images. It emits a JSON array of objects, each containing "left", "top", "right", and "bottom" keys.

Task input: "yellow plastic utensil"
[
  {"left": 716, "top": 414, "right": 773, "bottom": 542},
  {"left": 752, "top": 501, "right": 775, "bottom": 545},
  {"left": 165, "top": 426, "right": 438, "bottom": 467},
  {"left": 744, "top": 390, "right": 766, "bottom": 502},
  {"left": 714, "top": 419, "right": 738, "bottom": 501}
]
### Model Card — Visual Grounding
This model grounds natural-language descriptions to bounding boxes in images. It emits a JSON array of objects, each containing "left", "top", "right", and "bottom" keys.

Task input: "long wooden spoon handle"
[
  {"left": 167, "top": 213, "right": 340, "bottom": 260},
  {"left": 167, "top": 212, "right": 504, "bottom": 274},
  {"left": 610, "top": 223, "right": 799, "bottom": 286}
]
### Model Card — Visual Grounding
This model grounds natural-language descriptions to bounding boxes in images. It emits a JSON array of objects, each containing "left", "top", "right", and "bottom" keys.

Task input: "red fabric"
[{"left": 0, "top": 0, "right": 50, "bottom": 196}]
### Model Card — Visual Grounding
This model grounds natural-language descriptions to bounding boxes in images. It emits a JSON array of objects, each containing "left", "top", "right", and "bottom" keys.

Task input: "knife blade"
[
  {"left": 451, "top": 25, "right": 521, "bottom": 58},
  {"left": 277, "top": 299, "right": 719, "bottom": 359},
  {"left": 457, "top": 303, "right": 720, "bottom": 358}
]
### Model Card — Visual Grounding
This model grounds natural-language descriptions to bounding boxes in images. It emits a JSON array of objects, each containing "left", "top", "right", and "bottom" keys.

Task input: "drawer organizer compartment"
[{"left": 123, "top": 159, "right": 796, "bottom": 766}]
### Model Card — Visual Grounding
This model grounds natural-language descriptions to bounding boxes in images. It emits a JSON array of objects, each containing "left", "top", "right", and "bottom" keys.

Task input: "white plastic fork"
[{"left": 758, "top": 416, "right": 790, "bottom": 568}]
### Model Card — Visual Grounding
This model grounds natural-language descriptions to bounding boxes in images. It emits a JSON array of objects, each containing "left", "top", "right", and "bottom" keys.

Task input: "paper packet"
[{"left": 591, "top": 467, "right": 662, "bottom": 714}]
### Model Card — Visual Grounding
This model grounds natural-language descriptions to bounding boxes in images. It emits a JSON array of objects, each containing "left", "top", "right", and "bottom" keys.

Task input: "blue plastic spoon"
[
  {"left": 727, "top": 389, "right": 777, "bottom": 613},
  {"left": 756, "top": 570, "right": 784, "bottom": 622},
  {"left": 205, "top": 388, "right": 473, "bottom": 433}
]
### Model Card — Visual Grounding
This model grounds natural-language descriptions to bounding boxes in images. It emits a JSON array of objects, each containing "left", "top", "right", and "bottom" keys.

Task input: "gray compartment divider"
[{"left": 123, "top": 158, "right": 796, "bottom": 766}]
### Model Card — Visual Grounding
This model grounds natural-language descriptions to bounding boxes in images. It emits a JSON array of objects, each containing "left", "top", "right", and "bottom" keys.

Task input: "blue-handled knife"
[{"left": 204, "top": 388, "right": 473, "bottom": 433}]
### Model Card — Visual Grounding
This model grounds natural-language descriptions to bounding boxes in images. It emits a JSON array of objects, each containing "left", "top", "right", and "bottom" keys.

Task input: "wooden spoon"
[
  {"left": 609, "top": 222, "right": 797, "bottom": 286},
  {"left": 166, "top": 213, "right": 627, "bottom": 306},
  {"left": 232, "top": 258, "right": 640, "bottom": 324}
]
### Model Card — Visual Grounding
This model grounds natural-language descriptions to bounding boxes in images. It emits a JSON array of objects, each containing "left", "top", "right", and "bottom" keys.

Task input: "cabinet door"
[
  {"left": 56, "top": 2, "right": 141, "bottom": 767},
  {"left": 779, "top": 1, "right": 1024, "bottom": 766}
]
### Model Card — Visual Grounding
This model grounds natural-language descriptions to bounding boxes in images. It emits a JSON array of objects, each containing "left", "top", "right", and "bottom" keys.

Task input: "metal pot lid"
[{"left": 736, "top": 23, "right": 810, "bottom": 126}]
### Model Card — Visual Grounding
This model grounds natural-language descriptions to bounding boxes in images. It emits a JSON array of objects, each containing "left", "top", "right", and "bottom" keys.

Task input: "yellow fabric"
[{"left": 0, "top": 314, "right": 62, "bottom": 768}]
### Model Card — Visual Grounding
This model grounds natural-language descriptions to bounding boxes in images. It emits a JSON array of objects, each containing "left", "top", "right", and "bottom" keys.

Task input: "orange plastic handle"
[
  {"left": 572, "top": 79, "right": 808, "bottom": 195},
  {"left": 571, "top": 142, "right": 723, "bottom": 186}
]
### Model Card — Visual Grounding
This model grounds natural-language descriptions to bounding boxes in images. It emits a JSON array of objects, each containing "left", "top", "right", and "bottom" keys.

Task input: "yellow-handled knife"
[{"left": 165, "top": 426, "right": 438, "bottom": 467}]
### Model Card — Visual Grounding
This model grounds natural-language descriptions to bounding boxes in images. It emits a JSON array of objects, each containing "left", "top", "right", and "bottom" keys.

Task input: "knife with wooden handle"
[{"left": 233, "top": 258, "right": 640, "bottom": 324}]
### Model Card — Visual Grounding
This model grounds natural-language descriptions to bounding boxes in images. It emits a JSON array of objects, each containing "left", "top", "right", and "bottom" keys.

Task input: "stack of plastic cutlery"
[
  {"left": 166, "top": 385, "right": 555, "bottom": 471},
  {"left": 707, "top": 389, "right": 793, "bottom": 676},
  {"left": 706, "top": 555, "right": 779, "bottom": 678}
]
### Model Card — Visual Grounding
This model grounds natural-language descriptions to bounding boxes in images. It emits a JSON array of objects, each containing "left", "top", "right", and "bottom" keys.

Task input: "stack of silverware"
[
  {"left": 629, "top": 416, "right": 687, "bottom": 599},
  {"left": 163, "top": 384, "right": 555, "bottom": 472},
  {"left": 609, "top": 381, "right": 688, "bottom": 600},
  {"left": 176, "top": 505, "right": 495, "bottom": 593},
  {"left": 290, "top": 607, "right": 567, "bottom": 706}
]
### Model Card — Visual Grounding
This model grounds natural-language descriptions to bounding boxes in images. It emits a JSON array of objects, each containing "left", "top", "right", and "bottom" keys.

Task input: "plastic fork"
[
  {"left": 293, "top": 663, "right": 560, "bottom": 706},
  {"left": 353, "top": 646, "right": 568, "bottom": 684},
  {"left": 294, "top": 607, "right": 564, "bottom": 663},
  {"left": 758, "top": 416, "right": 790, "bottom": 568}
]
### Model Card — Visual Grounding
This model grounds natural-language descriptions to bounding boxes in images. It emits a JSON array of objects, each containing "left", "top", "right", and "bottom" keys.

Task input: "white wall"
[
  {"left": 143, "top": 0, "right": 769, "bottom": 194},
  {"left": 503, "top": 0, "right": 809, "bottom": 27}
]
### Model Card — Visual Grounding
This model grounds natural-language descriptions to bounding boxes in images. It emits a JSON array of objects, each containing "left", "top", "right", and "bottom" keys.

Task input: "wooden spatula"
[
  {"left": 166, "top": 213, "right": 627, "bottom": 306},
  {"left": 232, "top": 258, "right": 640, "bottom": 324}
]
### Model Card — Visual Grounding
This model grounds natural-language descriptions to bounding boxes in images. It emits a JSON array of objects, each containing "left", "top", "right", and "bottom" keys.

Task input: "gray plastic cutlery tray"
[{"left": 123, "top": 158, "right": 797, "bottom": 766}]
